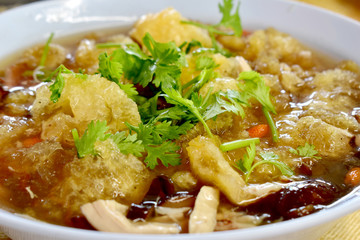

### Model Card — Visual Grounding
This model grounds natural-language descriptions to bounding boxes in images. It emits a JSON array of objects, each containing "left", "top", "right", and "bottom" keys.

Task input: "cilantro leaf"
[
  {"left": 163, "top": 88, "right": 213, "bottom": 138},
  {"left": 217, "top": 0, "right": 242, "bottom": 37},
  {"left": 98, "top": 33, "right": 185, "bottom": 91},
  {"left": 195, "top": 56, "right": 218, "bottom": 70},
  {"left": 234, "top": 142, "right": 256, "bottom": 174},
  {"left": 144, "top": 141, "right": 181, "bottom": 169},
  {"left": 47, "top": 65, "right": 73, "bottom": 103},
  {"left": 109, "top": 132, "right": 144, "bottom": 157},
  {"left": 98, "top": 49, "right": 139, "bottom": 99},
  {"left": 233, "top": 143, "right": 293, "bottom": 183},
  {"left": 142, "top": 33, "right": 186, "bottom": 90},
  {"left": 126, "top": 122, "right": 154, "bottom": 145},
  {"left": 72, "top": 120, "right": 110, "bottom": 158},
  {"left": 202, "top": 90, "right": 248, "bottom": 120},
  {"left": 181, "top": 0, "right": 242, "bottom": 57},
  {"left": 183, "top": 69, "right": 216, "bottom": 98},
  {"left": 238, "top": 71, "right": 276, "bottom": 114},
  {"left": 98, "top": 52, "right": 123, "bottom": 83},
  {"left": 245, "top": 152, "right": 294, "bottom": 182},
  {"left": 127, "top": 120, "right": 193, "bottom": 145},
  {"left": 289, "top": 143, "right": 322, "bottom": 159},
  {"left": 181, "top": 40, "right": 203, "bottom": 54}
]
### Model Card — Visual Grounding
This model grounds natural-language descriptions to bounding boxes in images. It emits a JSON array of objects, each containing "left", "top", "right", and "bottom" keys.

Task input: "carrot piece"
[
  {"left": 22, "top": 137, "right": 42, "bottom": 148},
  {"left": 242, "top": 30, "right": 252, "bottom": 37},
  {"left": 344, "top": 167, "right": 360, "bottom": 186},
  {"left": 247, "top": 124, "right": 270, "bottom": 138}
]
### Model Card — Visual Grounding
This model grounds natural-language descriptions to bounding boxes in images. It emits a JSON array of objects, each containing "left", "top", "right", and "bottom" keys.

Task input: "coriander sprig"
[
  {"left": 243, "top": 151, "right": 294, "bottom": 183},
  {"left": 289, "top": 143, "right": 322, "bottom": 159},
  {"left": 182, "top": 0, "right": 242, "bottom": 56},
  {"left": 72, "top": 120, "right": 193, "bottom": 169},
  {"left": 98, "top": 33, "right": 186, "bottom": 92}
]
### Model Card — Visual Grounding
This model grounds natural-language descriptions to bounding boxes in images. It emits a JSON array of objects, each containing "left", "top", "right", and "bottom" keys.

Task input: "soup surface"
[{"left": 0, "top": 1, "right": 360, "bottom": 234}]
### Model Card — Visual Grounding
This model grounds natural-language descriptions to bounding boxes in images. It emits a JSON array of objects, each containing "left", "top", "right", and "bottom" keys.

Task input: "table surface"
[{"left": 0, "top": 0, "right": 360, "bottom": 239}]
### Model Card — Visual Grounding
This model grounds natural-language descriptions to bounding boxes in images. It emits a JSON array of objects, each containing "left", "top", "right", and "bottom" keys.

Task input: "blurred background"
[{"left": 0, "top": 0, "right": 360, "bottom": 21}]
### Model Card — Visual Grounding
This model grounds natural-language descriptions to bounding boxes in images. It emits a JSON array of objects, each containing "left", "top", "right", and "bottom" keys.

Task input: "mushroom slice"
[
  {"left": 189, "top": 186, "right": 220, "bottom": 233},
  {"left": 81, "top": 200, "right": 181, "bottom": 234}
]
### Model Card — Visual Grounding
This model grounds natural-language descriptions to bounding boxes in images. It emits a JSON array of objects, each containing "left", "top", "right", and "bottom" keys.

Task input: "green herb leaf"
[
  {"left": 47, "top": 65, "right": 73, "bottom": 103},
  {"left": 144, "top": 141, "right": 181, "bottom": 169},
  {"left": 181, "top": 40, "right": 203, "bottom": 54},
  {"left": 98, "top": 52, "right": 123, "bottom": 83},
  {"left": 72, "top": 120, "right": 110, "bottom": 158},
  {"left": 238, "top": 71, "right": 276, "bottom": 114},
  {"left": 289, "top": 143, "right": 322, "bottom": 159},
  {"left": 183, "top": 69, "right": 216, "bottom": 99},
  {"left": 195, "top": 56, "right": 218, "bottom": 70},
  {"left": 39, "top": 32, "right": 55, "bottom": 67},
  {"left": 217, "top": 0, "right": 242, "bottom": 37},
  {"left": 234, "top": 141, "right": 256, "bottom": 174},
  {"left": 163, "top": 88, "right": 213, "bottom": 138},
  {"left": 109, "top": 132, "right": 144, "bottom": 157},
  {"left": 245, "top": 152, "right": 294, "bottom": 182},
  {"left": 181, "top": 0, "right": 242, "bottom": 57},
  {"left": 202, "top": 90, "right": 248, "bottom": 120},
  {"left": 98, "top": 34, "right": 185, "bottom": 91},
  {"left": 98, "top": 49, "right": 139, "bottom": 99}
]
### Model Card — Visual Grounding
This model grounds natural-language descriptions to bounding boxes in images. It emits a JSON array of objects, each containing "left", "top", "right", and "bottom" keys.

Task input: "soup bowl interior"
[{"left": 0, "top": 0, "right": 360, "bottom": 239}]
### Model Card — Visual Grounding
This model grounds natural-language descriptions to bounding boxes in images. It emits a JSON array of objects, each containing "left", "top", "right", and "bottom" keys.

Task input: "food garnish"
[{"left": 289, "top": 143, "right": 322, "bottom": 160}]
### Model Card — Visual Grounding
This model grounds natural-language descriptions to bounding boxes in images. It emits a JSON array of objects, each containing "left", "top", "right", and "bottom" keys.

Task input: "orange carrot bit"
[
  {"left": 344, "top": 167, "right": 360, "bottom": 186},
  {"left": 22, "top": 137, "right": 42, "bottom": 148},
  {"left": 242, "top": 30, "right": 252, "bottom": 37},
  {"left": 247, "top": 124, "right": 270, "bottom": 138}
]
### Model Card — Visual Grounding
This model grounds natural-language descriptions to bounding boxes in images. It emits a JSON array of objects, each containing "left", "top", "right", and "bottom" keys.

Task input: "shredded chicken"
[
  {"left": 81, "top": 200, "right": 181, "bottom": 234},
  {"left": 189, "top": 186, "right": 220, "bottom": 233}
]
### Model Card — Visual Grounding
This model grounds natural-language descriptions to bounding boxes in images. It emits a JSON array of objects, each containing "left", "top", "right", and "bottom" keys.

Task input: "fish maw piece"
[
  {"left": 189, "top": 186, "right": 219, "bottom": 233},
  {"left": 187, "top": 136, "right": 281, "bottom": 205},
  {"left": 81, "top": 200, "right": 180, "bottom": 234},
  {"left": 130, "top": 8, "right": 211, "bottom": 47},
  {"left": 23, "top": 43, "right": 67, "bottom": 69},
  {"left": 295, "top": 116, "right": 353, "bottom": 159},
  {"left": 58, "top": 139, "right": 153, "bottom": 214},
  {"left": 31, "top": 74, "right": 140, "bottom": 134}
]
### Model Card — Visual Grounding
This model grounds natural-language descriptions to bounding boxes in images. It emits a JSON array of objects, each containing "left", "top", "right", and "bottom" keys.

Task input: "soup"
[{"left": 0, "top": 0, "right": 359, "bottom": 234}]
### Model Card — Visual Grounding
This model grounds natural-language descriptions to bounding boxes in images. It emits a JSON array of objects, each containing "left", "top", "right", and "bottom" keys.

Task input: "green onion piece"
[
  {"left": 96, "top": 43, "right": 122, "bottom": 49},
  {"left": 39, "top": 32, "right": 54, "bottom": 67},
  {"left": 262, "top": 107, "right": 279, "bottom": 142},
  {"left": 220, "top": 137, "right": 260, "bottom": 152}
]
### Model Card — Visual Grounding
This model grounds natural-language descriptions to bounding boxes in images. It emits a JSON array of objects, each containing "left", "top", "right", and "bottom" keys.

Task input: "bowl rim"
[{"left": 0, "top": 0, "right": 360, "bottom": 239}]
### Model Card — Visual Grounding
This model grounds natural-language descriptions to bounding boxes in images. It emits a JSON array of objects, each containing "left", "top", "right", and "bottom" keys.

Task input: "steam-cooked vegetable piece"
[
  {"left": 130, "top": 8, "right": 212, "bottom": 47},
  {"left": 189, "top": 186, "right": 219, "bottom": 233},
  {"left": 300, "top": 108, "right": 360, "bottom": 132},
  {"left": 75, "top": 35, "right": 134, "bottom": 74},
  {"left": 0, "top": 115, "right": 33, "bottom": 149},
  {"left": 81, "top": 200, "right": 181, "bottom": 234},
  {"left": 22, "top": 42, "right": 67, "bottom": 69},
  {"left": 181, "top": 54, "right": 251, "bottom": 86},
  {"left": 57, "top": 139, "right": 153, "bottom": 215},
  {"left": 241, "top": 28, "right": 316, "bottom": 72},
  {"left": 31, "top": 73, "right": 141, "bottom": 138},
  {"left": 75, "top": 39, "right": 102, "bottom": 74},
  {"left": 284, "top": 116, "right": 353, "bottom": 159},
  {"left": 187, "top": 136, "right": 281, "bottom": 205}
]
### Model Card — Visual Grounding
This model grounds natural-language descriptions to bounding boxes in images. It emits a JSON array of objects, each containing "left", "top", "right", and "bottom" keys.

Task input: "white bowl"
[{"left": 0, "top": 0, "right": 360, "bottom": 239}]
